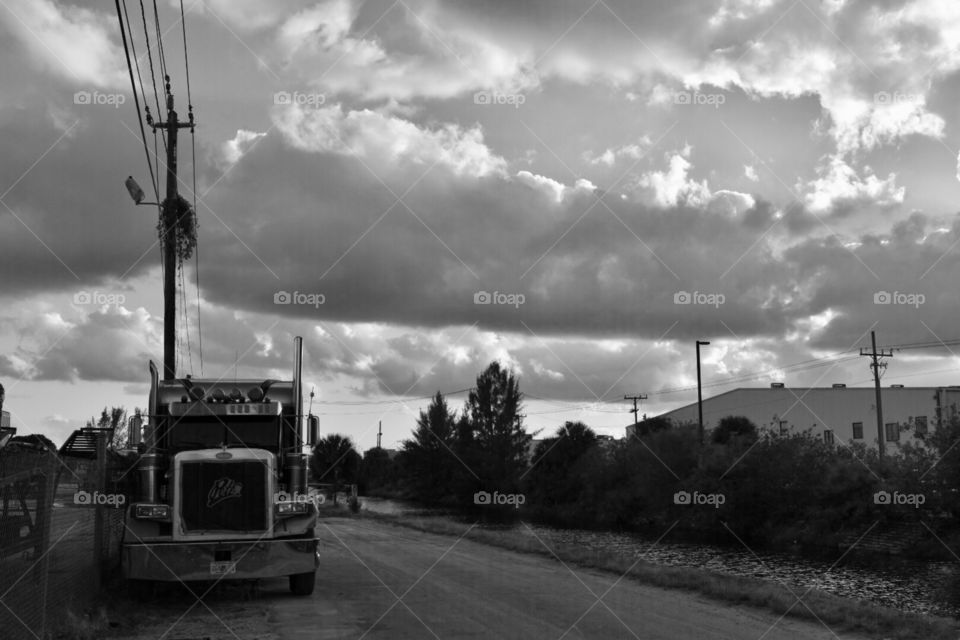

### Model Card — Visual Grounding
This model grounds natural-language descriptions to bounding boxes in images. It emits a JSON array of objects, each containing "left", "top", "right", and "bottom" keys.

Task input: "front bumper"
[{"left": 122, "top": 537, "right": 319, "bottom": 581}]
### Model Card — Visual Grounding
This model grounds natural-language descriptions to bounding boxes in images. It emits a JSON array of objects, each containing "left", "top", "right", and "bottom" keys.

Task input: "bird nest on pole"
[{"left": 157, "top": 195, "right": 197, "bottom": 262}]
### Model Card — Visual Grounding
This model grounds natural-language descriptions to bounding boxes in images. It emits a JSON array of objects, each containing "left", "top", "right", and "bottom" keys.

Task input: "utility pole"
[
  {"left": 624, "top": 394, "right": 647, "bottom": 435},
  {"left": 147, "top": 75, "right": 194, "bottom": 380},
  {"left": 860, "top": 330, "right": 893, "bottom": 458},
  {"left": 696, "top": 340, "right": 710, "bottom": 445},
  {"left": 376, "top": 420, "right": 382, "bottom": 449}
]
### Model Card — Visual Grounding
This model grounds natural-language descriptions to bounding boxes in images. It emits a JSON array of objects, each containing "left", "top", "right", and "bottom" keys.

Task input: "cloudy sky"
[{"left": 3, "top": 0, "right": 960, "bottom": 448}]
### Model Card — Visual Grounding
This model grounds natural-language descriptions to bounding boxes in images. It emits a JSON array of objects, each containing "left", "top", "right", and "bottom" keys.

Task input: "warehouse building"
[{"left": 628, "top": 384, "right": 960, "bottom": 449}]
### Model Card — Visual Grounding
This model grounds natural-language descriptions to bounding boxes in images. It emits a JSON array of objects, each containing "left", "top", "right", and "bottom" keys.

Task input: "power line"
[
  {"left": 115, "top": 0, "right": 160, "bottom": 215},
  {"left": 315, "top": 388, "right": 474, "bottom": 405}
]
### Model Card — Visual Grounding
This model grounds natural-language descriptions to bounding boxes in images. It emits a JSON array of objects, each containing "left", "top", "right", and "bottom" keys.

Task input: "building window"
[
  {"left": 852, "top": 422, "right": 863, "bottom": 439},
  {"left": 915, "top": 416, "right": 928, "bottom": 436},
  {"left": 885, "top": 423, "right": 900, "bottom": 442},
  {"left": 823, "top": 430, "right": 834, "bottom": 444}
]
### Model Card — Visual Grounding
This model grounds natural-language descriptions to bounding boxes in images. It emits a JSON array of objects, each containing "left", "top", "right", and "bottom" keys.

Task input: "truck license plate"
[{"left": 210, "top": 561, "right": 236, "bottom": 575}]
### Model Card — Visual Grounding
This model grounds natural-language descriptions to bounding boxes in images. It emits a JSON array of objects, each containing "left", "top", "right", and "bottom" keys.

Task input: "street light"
[
  {"left": 696, "top": 340, "right": 710, "bottom": 445},
  {"left": 124, "top": 176, "right": 158, "bottom": 206}
]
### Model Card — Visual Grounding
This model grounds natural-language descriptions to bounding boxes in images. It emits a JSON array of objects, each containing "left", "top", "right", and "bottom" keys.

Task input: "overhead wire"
[
  {"left": 115, "top": 0, "right": 160, "bottom": 219},
  {"left": 180, "top": 0, "right": 202, "bottom": 375}
]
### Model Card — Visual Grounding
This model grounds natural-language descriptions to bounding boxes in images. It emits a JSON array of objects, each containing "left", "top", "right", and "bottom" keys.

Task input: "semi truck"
[{"left": 121, "top": 337, "right": 320, "bottom": 595}]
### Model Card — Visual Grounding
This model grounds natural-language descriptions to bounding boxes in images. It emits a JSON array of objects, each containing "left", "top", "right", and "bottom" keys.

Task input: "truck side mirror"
[{"left": 307, "top": 415, "right": 319, "bottom": 447}]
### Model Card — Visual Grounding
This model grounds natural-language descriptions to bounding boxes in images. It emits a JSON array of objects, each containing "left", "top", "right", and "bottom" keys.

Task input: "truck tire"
[{"left": 289, "top": 571, "right": 315, "bottom": 596}]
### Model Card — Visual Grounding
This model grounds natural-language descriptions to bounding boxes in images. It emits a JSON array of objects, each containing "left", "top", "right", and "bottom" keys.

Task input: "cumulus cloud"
[
  {"left": 637, "top": 150, "right": 711, "bottom": 208},
  {"left": 584, "top": 136, "right": 653, "bottom": 166},
  {"left": 0, "top": 0, "right": 126, "bottom": 88},
  {"left": 221, "top": 129, "right": 269, "bottom": 167},
  {"left": 803, "top": 155, "right": 905, "bottom": 215},
  {"left": 273, "top": 103, "right": 508, "bottom": 178}
]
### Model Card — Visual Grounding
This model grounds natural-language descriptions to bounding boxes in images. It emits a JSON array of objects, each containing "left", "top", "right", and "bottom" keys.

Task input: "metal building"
[{"left": 628, "top": 384, "right": 960, "bottom": 449}]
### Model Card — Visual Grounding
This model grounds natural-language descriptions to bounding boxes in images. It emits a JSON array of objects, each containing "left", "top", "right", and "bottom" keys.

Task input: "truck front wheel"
[{"left": 289, "top": 571, "right": 315, "bottom": 596}]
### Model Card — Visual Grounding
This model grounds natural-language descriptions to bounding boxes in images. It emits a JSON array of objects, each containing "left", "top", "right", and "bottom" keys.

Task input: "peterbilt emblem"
[{"left": 207, "top": 477, "right": 243, "bottom": 507}]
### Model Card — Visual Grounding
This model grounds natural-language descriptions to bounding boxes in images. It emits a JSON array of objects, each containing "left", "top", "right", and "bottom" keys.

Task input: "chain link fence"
[{"left": 0, "top": 434, "right": 130, "bottom": 640}]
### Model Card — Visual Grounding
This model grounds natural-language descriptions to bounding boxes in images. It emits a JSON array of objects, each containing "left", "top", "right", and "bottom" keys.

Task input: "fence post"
[
  {"left": 93, "top": 431, "right": 107, "bottom": 591},
  {"left": 37, "top": 450, "right": 57, "bottom": 637}
]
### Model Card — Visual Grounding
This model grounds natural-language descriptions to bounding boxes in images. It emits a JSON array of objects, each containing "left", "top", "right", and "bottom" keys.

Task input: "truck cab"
[{"left": 122, "top": 337, "right": 319, "bottom": 595}]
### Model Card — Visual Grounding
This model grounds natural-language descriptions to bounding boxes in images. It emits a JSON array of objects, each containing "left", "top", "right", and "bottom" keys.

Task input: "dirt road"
[{"left": 263, "top": 517, "right": 865, "bottom": 640}]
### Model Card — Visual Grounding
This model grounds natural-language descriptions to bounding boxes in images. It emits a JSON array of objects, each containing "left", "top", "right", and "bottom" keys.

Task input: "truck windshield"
[{"left": 166, "top": 417, "right": 280, "bottom": 452}]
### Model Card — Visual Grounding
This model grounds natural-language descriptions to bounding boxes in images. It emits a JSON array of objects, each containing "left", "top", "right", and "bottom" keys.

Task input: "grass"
[{"left": 334, "top": 509, "right": 959, "bottom": 640}]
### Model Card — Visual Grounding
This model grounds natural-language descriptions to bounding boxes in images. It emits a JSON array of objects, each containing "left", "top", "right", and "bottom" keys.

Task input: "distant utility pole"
[
  {"left": 624, "top": 394, "right": 647, "bottom": 433},
  {"left": 696, "top": 340, "right": 710, "bottom": 445},
  {"left": 147, "top": 75, "right": 194, "bottom": 381},
  {"left": 376, "top": 420, "right": 382, "bottom": 449},
  {"left": 860, "top": 330, "right": 893, "bottom": 459}
]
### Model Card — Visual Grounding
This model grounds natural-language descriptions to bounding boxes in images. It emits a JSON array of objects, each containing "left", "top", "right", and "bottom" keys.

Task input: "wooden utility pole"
[
  {"left": 376, "top": 420, "right": 382, "bottom": 449},
  {"left": 860, "top": 331, "right": 893, "bottom": 459},
  {"left": 696, "top": 340, "right": 710, "bottom": 445},
  {"left": 147, "top": 75, "right": 194, "bottom": 380},
  {"left": 624, "top": 394, "right": 647, "bottom": 434}
]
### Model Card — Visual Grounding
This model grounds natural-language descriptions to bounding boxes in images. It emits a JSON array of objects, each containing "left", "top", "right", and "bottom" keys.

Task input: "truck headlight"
[{"left": 134, "top": 503, "right": 171, "bottom": 520}]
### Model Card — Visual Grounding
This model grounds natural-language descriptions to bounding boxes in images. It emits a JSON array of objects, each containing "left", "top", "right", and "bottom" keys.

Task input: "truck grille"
[{"left": 180, "top": 461, "right": 268, "bottom": 532}]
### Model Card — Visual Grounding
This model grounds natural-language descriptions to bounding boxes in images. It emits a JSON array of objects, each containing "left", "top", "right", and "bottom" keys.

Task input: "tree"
[
  {"left": 633, "top": 415, "right": 672, "bottom": 438},
  {"left": 310, "top": 434, "right": 361, "bottom": 503},
  {"left": 401, "top": 392, "right": 458, "bottom": 504},
  {"left": 86, "top": 406, "right": 136, "bottom": 449},
  {"left": 359, "top": 447, "right": 396, "bottom": 495},
  {"left": 524, "top": 421, "right": 597, "bottom": 509},
  {"left": 711, "top": 415, "right": 758, "bottom": 445},
  {"left": 926, "top": 416, "right": 960, "bottom": 521},
  {"left": 461, "top": 361, "right": 530, "bottom": 499}
]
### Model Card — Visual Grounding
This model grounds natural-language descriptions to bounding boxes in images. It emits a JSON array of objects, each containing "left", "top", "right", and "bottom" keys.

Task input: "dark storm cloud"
[{"left": 0, "top": 106, "right": 169, "bottom": 296}]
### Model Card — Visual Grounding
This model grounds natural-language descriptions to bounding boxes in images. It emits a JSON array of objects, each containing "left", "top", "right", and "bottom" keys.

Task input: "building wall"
[{"left": 633, "top": 387, "right": 960, "bottom": 448}]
